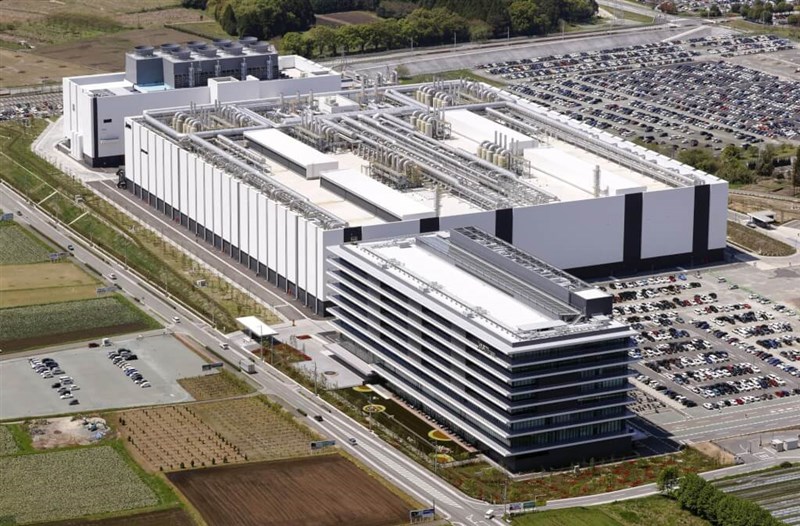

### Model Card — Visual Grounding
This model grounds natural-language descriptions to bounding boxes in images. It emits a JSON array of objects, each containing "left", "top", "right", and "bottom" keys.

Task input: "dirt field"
[
  {"left": 0, "top": 0, "right": 181, "bottom": 23},
  {"left": 41, "top": 508, "right": 194, "bottom": 526},
  {"left": 0, "top": 321, "right": 151, "bottom": 352},
  {"left": 167, "top": 455, "right": 410, "bottom": 526},
  {"left": 32, "top": 27, "right": 199, "bottom": 72},
  {"left": 29, "top": 416, "right": 110, "bottom": 449},
  {"left": 0, "top": 49, "right": 95, "bottom": 88},
  {"left": 118, "top": 405, "right": 246, "bottom": 472},
  {"left": 193, "top": 396, "right": 317, "bottom": 462},
  {"left": 0, "top": 262, "right": 99, "bottom": 308},
  {"left": 177, "top": 370, "right": 254, "bottom": 401},
  {"left": 315, "top": 11, "right": 382, "bottom": 27}
]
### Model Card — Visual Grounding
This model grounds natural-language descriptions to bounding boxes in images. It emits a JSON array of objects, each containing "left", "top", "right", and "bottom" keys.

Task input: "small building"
[
  {"left": 748, "top": 210, "right": 776, "bottom": 229},
  {"left": 236, "top": 316, "right": 277, "bottom": 343}
]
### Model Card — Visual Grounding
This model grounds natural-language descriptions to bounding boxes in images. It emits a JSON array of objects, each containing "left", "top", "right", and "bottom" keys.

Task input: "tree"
[
  {"left": 281, "top": 31, "right": 313, "bottom": 57},
  {"left": 678, "top": 148, "right": 719, "bottom": 174},
  {"left": 181, "top": 0, "right": 208, "bottom": 7},
  {"left": 306, "top": 24, "right": 337, "bottom": 56},
  {"left": 756, "top": 144, "right": 776, "bottom": 178},
  {"left": 657, "top": 466, "right": 680, "bottom": 493},
  {"left": 792, "top": 145, "right": 800, "bottom": 195},
  {"left": 658, "top": 1, "right": 678, "bottom": 15},
  {"left": 468, "top": 20, "right": 493, "bottom": 42},
  {"left": 209, "top": 0, "right": 315, "bottom": 40},
  {"left": 708, "top": 4, "right": 722, "bottom": 17},
  {"left": 676, "top": 473, "right": 706, "bottom": 513},
  {"left": 509, "top": 0, "right": 550, "bottom": 35}
]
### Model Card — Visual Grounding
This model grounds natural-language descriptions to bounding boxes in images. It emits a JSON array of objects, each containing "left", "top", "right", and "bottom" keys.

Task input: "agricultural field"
[
  {"left": 40, "top": 508, "right": 195, "bottom": 526},
  {"left": 193, "top": 396, "right": 318, "bottom": 462},
  {"left": 715, "top": 465, "right": 800, "bottom": 525},
  {"left": 0, "top": 445, "right": 159, "bottom": 524},
  {"left": 512, "top": 495, "right": 711, "bottom": 525},
  {"left": 118, "top": 404, "right": 246, "bottom": 472},
  {"left": 167, "top": 455, "right": 411, "bottom": 526},
  {"left": 315, "top": 10, "right": 382, "bottom": 27},
  {"left": 0, "top": 223, "right": 52, "bottom": 265},
  {"left": 0, "top": 425, "right": 19, "bottom": 455},
  {"left": 0, "top": 295, "right": 160, "bottom": 352},
  {"left": 0, "top": 262, "right": 99, "bottom": 308},
  {"left": 177, "top": 370, "right": 254, "bottom": 401},
  {"left": 165, "top": 20, "right": 233, "bottom": 40}
]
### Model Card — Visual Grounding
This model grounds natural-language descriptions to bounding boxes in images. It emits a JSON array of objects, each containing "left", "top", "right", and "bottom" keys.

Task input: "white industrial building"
[
  {"left": 121, "top": 80, "right": 728, "bottom": 315},
  {"left": 327, "top": 226, "right": 635, "bottom": 471},
  {"left": 62, "top": 39, "right": 340, "bottom": 167}
]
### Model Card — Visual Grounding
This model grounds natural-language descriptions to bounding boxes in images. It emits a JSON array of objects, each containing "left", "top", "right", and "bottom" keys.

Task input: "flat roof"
[
  {"left": 321, "top": 168, "right": 434, "bottom": 221},
  {"left": 367, "top": 238, "right": 558, "bottom": 333},
  {"left": 443, "top": 109, "right": 535, "bottom": 152},
  {"left": 244, "top": 128, "right": 338, "bottom": 169},
  {"left": 236, "top": 316, "right": 277, "bottom": 337}
]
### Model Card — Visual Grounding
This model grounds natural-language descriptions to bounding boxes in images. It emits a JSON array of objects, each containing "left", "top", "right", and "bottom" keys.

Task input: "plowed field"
[{"left": 167, "top": 455, "right": 409, "bottom": 526}]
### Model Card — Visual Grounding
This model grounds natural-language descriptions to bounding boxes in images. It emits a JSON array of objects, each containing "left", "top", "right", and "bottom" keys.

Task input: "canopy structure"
[{"left": 236, "top": 316, "right": 277, "bottom": 338}]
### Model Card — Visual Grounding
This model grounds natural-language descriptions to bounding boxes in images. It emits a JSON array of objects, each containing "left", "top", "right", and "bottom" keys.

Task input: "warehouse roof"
[{"left": 244, "top": 128, "right": 337, "bottom": 169}]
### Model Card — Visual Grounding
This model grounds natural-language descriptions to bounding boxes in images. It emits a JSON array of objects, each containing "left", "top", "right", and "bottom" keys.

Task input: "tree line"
[
  {"left": 184, "top": 0, "right": 598, "bottom": 48},
  {"left": 657, "top": 468, "right": 785, "bottom": 526}
]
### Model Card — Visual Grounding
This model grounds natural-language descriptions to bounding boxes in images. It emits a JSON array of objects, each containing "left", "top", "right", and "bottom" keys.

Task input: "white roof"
[
  {"left": 444, "top": 109, "right": 535, "bottom": 152},
  {"left": 236, "top": 316, "right": 277, "bottom": 337},
  {"left": 574, "top": 288, "right": 608, "bottom": 300},
  {"left": 244, "top": 128, "right": 337, "bottom": 168},
  {"left": 321, "top": 169, "right": 434, "bottom": 221},
  {"left": 371, "top": 242, "right": 557, "bottom": 333}
]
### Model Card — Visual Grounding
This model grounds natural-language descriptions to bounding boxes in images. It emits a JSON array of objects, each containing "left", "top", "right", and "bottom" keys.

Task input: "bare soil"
[
  {"left": 40, "top": 508, "right": 194, "bottom": 526},
  {"left": 32, "top": 27, "right": 198, "bottom": 71},
  {"left": 315, "top": 11, "right": 381, "bottom": 27},
  {"left": 0, "top": 321, "right": 154, "bottom": 353},
  {"left": 0, "top": 49, "right": 95, "bottom": 88},
  {"left": 167, "top": 455, "right": 410, "bottom": 526},
  {"left": 692, "top": 441, "right": 735, "bottom": 465},
  {"left": 29, "top": 417, "right": 110, "bottom": 449}
]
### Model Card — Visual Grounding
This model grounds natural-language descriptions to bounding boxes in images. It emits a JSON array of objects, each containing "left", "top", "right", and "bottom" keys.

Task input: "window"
[{"left": 103, "top": 118, "right": 113, "bottom": 123}]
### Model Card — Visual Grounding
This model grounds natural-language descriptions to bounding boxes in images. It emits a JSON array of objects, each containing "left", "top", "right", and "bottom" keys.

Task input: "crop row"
[
  {"left": 0, "top": 445, "right": 158, "bottom": 524},
  {"left": 0, "top": 295, "right": 155, "bottom": 342},
  {"left": 0, "top": 223, "right": 52, "bottom": 265}
]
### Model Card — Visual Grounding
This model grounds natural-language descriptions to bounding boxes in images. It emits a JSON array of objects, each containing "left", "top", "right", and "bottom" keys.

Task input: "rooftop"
[
  {"left": 132, "top": 80, "right": 724, "bottom": 229},
  {"left": 343, "top": 228, "right": 621, "bottom": 344}
]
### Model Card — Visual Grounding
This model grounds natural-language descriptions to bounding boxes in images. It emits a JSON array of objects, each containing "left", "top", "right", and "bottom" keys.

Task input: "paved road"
[{"left": 0, "top": 181, "right": 495, "bottom": 526}]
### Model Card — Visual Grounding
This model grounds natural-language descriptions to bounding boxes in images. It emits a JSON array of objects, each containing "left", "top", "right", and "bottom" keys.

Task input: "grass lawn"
[
  {"left": 166, "top": 20, "right": 232, "bottom": 40},
  {"left": 727, "top": 221, "right": 795, "bottom": 257},
  {"left": 0, "top": 262, "right": 100, "bottom": 308},
  {"left": 0, "top": 120, "right": 278, "bottom": 332},
  {"left": 723, "top": 19, "right": 800, "bottom": 41},
  {"left": 401, "top": 69, "right": 506, "bottom": 87},
  {"left": 513, "top": 496, "right": 710, "bottom": 526},
  {"left": 442, "top": 448, "right": 723, "bottom": 503}
]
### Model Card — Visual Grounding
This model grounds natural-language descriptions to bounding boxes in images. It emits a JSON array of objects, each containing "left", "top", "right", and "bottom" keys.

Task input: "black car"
[
  {"left": 69, "top": 399, "right": 80, "bottom": 406},
  {"left": 51, "top": 382, "right": 61, "bottom": 389}
]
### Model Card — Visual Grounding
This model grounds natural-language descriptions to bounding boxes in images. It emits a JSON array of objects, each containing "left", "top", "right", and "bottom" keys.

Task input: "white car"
[
  {"left": 140, "top": 381, "right": 151, "bottom": 388},
  {"left": 60, "top": 393, "right": 73, "bottom": 399}
]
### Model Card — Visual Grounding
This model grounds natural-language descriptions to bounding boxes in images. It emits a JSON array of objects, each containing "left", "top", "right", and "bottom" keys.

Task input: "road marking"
[
  {"left": 67, "top": 210, "right": 89, "bottom": 226},
  {"left": 38, "top": 189, "right": 57, "bottom": 205}
]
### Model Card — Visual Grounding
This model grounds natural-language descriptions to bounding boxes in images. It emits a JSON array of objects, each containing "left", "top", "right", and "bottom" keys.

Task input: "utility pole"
[
  {"left": 453, "top": 31, "right": 457, "bottom": 49},
  {"left": 409, "top": 37, "right": 414, "bottom": 51}
]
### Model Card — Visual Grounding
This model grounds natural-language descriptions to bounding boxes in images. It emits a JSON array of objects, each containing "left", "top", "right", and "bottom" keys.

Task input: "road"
[{"left": 0, "top": 181, "right": 494, "bottom": 526}]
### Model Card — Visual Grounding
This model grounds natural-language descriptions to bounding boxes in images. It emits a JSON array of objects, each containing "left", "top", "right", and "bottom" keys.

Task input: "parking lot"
[
  {"left": 481, "top": 34, "right": 799, "bottom": 151},
  {"left": 0, "top": 334, "right": 208, "bottom": 419},
  {"left": 0, "top": 91, "right": 62, "bottom": 122},
  {"left": 601, "top": 272, "right": 800, "bottom": 416}
]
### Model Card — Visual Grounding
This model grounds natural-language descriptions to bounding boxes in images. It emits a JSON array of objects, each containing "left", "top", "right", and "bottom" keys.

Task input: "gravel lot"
[{"left": 0, "top": 333, "right": 207, "bottom": 419}]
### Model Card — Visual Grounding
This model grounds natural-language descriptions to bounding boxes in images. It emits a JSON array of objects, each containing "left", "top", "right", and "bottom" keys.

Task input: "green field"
[
  {"left": 0, "top": 445, "right": 159, "bottom": 524},
  {"left": 513, "top": 496, "right": 710, "bottom": 526},
  {"left": 715, "top": 465, "right": 800, "bottom": 525},
  {"left": 0, "top": 295, "right": 160, "bottom": 352},
  {"left": 0, "top": 425, "right": 18, "bottom": 456},
  {"left": 0, "top": 222, "right": 53, "bottom": 265}
]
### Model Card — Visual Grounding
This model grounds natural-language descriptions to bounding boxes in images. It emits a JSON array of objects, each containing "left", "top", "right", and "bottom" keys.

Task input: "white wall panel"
[
  {"left": 220, "top": 171, "right": 231, "bottom": 240},
  {"left": 708, "top": 183, "right": 728, "bottom": 250},
  {"left": 170, "top": 142, "right": 179, "bottom": 209},
  {"left": 306, "top": 225, "right": 318, "bottom": 297},
  {"left": 183, "top": 151, "right": 194, "bottom": 218},
  {"left": 204, "top": 162, "right": 214, "bottom": 230},
  {"left": 513, "top": 197, "right": 625, "bottom": 268},
  {"left": 124, "top": 124, "right": 133, "bottom": 181},
  {"left": 267, "top": 200, "right": 277, "bottom": 271},
  {"left": 297, "top": 218, "right": 307, "bottom": 291},
  {"left": 440, "top": 210, "right": 496, "bottom": 233},
  {"left": 257, "top": 194, "right": 268, "bottom": 265},
  {"left": 154, "top": 137, "right": 164, "bottom": 200},
  {"left": 230, "top": 179, "right": 240, "bottom": 248},
  {"left": 286, "top": 210, "right": 297, "bottom": 285},
  {"left": 362, "top": 221, "right": 421, "bottom": 242},
  {"left": 277, "top": 206, "right": 287, "bottom": 278},
  {"left": 130, "top": 125, "right": 140, "bottom": 186},
  {"left": 641, "top": 187, "right": 694, "bottom": 259},
  {"left": 147, "top": 129, "right": 156, "bottom": 194},
  {"left": 212, "top": 167, "right": 222, "bottom": 236},
  {"left": 248, "top": 188, "right": 259, "bottom": 257}
]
